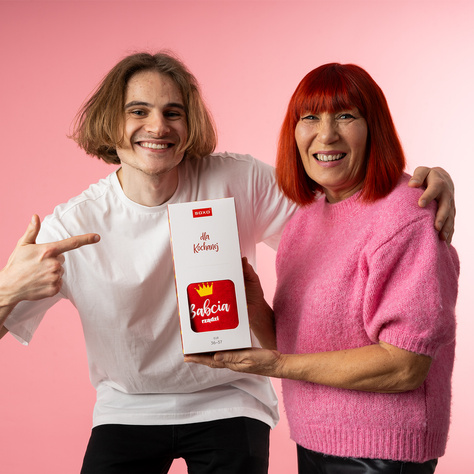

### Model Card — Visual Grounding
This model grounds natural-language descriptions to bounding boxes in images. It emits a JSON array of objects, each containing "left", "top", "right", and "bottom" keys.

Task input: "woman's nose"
[{"left": 317, "top": 118, "right": 339, "bottom": 144}]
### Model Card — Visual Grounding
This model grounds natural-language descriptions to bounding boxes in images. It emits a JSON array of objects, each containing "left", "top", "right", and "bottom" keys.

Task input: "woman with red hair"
[{"left": 186, "top": 64, "right": 459, "bottom": 473}]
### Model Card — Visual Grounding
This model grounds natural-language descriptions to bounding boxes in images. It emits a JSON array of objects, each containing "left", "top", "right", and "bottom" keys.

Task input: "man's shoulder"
[
  {"left": 46, "top": 172, "right": 117, "bottom": 223},
  {"left": 187, "top": 152, "right": 275, "bottom": 174}
]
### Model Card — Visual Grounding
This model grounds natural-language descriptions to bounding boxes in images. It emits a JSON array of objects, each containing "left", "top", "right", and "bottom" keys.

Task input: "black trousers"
[
  {"left": 81, "top": 417, "right": 270, "bottom": 474},
  {"left": 297, "top": 445, "right": 438, "bottom": 474}
]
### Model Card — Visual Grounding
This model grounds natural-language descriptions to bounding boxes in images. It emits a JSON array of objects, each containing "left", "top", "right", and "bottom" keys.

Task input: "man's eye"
[
  {"left": 165, "top": 110, "right": 184, "bottom": 119},
  {"left": 130, "top": 110, "right": 146, "bottom": 116}
]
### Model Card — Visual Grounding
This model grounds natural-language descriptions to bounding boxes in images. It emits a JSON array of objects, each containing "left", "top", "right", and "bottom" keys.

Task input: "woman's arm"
[
  {"left": 187, "top": 253, "right": 435, "bottom": 393},
  {"left": 187, "top": 259, "right": 432, "bottom": 393},
  {"left": 185, "top": 341, "right": 432, "bottom": 394},
  {"left": 241, "top": 257, "right": 277, "bottom": 350}
]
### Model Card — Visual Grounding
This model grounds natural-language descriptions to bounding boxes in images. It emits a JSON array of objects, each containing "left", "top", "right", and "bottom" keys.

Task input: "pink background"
[{"left": 1, "top": 1, "right": 472, "bottom": 472}]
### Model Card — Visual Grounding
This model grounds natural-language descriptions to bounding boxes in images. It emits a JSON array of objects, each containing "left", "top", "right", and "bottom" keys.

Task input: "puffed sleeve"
[{"left": 363, "top": 211, "right": 459, "bottom": 357}]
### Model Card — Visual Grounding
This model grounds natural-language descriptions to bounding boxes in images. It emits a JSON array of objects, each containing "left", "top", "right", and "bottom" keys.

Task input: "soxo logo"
[{"left": 192, "top": 207, "right": 212, "bottom": 218}]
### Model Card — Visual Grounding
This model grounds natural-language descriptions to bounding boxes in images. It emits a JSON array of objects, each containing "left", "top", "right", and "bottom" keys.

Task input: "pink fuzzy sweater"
[{"left": 274, "top": 174, "right": 459, "bottom": 462}]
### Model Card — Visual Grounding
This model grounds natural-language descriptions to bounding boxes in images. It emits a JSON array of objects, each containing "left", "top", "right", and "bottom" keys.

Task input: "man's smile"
[{"left": 138, "top": 141, "right": 173, "bottom": 150}]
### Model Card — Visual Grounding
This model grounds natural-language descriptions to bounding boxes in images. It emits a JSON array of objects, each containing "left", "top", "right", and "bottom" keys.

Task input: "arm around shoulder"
[{"left": 409, "top": 166, "right": 455, "bottom": 242}]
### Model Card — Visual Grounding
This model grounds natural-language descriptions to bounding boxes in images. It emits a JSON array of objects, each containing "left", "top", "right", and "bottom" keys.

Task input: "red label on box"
[
  {"left": 187, "top": 280, "right": 239, "bottom": 332},
  {"left": 192, "top": 207, "right": 212, "bottom": 218}
]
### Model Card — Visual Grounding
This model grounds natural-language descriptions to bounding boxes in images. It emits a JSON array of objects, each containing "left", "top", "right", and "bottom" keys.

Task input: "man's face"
[{"left": 116, "top": 70, "right": 188, "bottom": 181}]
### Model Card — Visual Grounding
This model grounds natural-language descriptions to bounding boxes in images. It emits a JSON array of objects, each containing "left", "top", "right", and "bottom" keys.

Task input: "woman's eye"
[
  {"left": 301, "top": 114, "right": 318, "bottom": 121},
  {"left": 131, "top": 109, "right": 146, "bottom": 116},
  {"left": 338, "top": 112, "right": 356, "bottom": 120}
]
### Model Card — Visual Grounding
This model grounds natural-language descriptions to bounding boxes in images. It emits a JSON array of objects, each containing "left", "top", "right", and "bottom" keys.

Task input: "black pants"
[
  {"left": 81, "top": 417, "right": 269, "bottom": 474},
  {"left": 297, "top": 445, "right": 438, "bottom": 474}
]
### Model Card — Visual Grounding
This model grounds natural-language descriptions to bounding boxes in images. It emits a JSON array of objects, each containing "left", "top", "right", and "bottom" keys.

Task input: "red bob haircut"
[{"left": 276, "top": 63, "right": 406, "bottom": 205}]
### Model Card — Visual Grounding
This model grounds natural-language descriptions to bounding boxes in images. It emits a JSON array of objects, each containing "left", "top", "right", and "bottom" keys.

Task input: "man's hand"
[
  {"left": 184, "top": 347, "right": 283, "bottom": 378},
  {"left": 0, "top": 215, "right": 100, "bottom": 307},
  {"left": 409, "top": 166, "right": 455, "bottom": 243}
]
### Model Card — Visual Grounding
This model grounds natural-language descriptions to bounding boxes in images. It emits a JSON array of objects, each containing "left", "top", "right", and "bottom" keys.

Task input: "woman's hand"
[
  {"left": 185, "top": 347, "right": 283, "bottom": 377},
  {"left": 242, "top": 258, "right": 277, "bottom": 350},
  {"left": 409, "top": 166, "right": 455, "bottom": 243}
]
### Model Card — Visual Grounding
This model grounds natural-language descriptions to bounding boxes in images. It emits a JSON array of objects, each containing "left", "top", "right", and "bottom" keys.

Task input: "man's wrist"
[{"left": 0, "top": 271, "right": 19, "bottom": 308}]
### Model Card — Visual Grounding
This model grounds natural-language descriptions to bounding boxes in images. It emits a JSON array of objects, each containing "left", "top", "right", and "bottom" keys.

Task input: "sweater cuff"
[{"left": 379, "top": 329, "right": 441, "bottom": 358}]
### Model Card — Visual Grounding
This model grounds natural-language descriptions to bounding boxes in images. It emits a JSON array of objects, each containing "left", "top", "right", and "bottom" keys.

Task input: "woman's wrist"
[{"left": 250, "top": 301, "right": 277, "bottom": 349}]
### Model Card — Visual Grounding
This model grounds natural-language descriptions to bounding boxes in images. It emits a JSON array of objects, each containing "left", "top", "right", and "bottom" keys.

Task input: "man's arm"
[
  {"left": 409, "top": 166, "right": 455, "bottom": 243},
  {"left": 0, "top": 215, "right": 100, "bottom": 338},
  {"left": 0, "top": 316, "right": 11, "bottom": 339}
]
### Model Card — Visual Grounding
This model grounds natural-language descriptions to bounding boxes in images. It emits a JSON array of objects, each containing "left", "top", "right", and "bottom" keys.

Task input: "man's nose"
[{"left": 145, "top": 113, "right": 170, "bottom": 135}]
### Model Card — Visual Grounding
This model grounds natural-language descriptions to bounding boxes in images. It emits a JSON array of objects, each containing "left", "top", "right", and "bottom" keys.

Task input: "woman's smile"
[{"left": 313, "top": 152, "right": 346, "bottom": 162}]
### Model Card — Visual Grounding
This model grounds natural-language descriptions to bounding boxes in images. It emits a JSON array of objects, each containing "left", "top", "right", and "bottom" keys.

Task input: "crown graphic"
[{"left": 195, "top": 282, "right": 213, "bottom": 297}]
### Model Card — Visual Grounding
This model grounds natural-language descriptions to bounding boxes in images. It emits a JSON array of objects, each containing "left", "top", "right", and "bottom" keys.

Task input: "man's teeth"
[
  {"left": 314, "top": 153, "right": 345, "bottom": 162},
  {"left": 141, "top": 142, "right": 169, "bottom": 149}
]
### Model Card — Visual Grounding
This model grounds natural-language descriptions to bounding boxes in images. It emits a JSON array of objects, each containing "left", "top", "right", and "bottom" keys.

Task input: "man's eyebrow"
[
  {"left": 124, "top": 101, "right": 185, "bottom": 110},
  {"left": 167, "top": 102, "right": 185, "bottom": 110},
  {"left": 124, "top": 101, "right": 152, "bottom": 109}
]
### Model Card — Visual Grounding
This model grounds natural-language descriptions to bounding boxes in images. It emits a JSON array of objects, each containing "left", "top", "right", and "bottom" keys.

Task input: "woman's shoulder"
[
  {"left": 377, "top": 173, "right": 436, "bottom": 219},
  {"left": 364, "top": 173, "right": 438, "bottom": 247}
]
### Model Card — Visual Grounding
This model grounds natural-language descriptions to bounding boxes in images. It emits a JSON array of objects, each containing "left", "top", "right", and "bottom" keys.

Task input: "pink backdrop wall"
[{"left": 1, "top": 1, "right": 472, "bottom": 473}]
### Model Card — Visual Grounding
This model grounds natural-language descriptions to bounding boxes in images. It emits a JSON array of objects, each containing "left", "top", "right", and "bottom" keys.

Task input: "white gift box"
[{"left": 168, "top": 198, "right": 251, "bottom": 354}]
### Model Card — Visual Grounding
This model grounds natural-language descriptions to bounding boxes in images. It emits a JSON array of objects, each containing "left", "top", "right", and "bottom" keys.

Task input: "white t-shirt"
[{"left": 6, "top": 152, "right": 297, "bottom": 429}]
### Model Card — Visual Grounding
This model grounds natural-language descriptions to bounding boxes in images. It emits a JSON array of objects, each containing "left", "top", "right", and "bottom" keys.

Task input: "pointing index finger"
[{"left": 51, "top": 233, "right": 101, "bottom": 256}]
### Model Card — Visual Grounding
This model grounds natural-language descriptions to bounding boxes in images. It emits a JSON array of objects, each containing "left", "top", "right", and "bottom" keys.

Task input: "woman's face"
[{"left": 295, "top": 108, "right": 368, "bottom": 203}]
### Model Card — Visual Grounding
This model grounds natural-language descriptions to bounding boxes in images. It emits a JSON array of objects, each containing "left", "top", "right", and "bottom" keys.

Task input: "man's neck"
[{"left": 117, "top": 166, "right": 179, "bottom": 207}]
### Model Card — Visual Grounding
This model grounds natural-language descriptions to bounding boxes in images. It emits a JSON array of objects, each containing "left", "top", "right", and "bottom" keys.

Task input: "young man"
[{"left": 0, "top": 52, "right": 456, "bottom": 474}]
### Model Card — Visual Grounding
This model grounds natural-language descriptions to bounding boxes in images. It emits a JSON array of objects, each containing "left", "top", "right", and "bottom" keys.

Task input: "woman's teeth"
[{"left": 314, "top": 153, "right": 345, "bottom": 162}]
